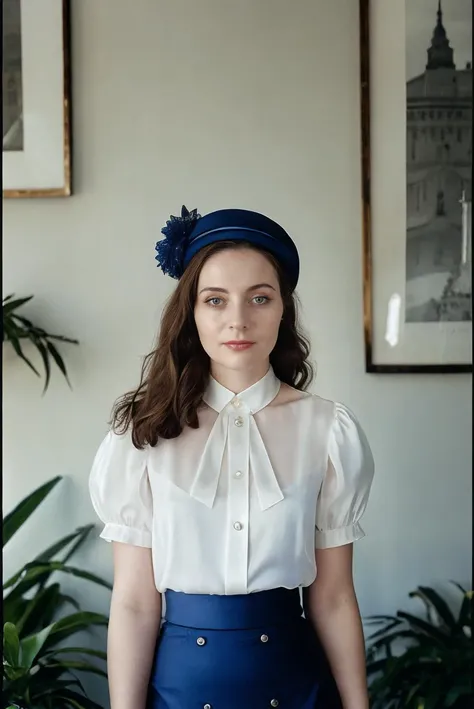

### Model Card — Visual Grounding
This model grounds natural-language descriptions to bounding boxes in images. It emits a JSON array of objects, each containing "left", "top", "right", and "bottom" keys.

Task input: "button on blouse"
[{"left": 89, "top": 367, "right": 375, "bottom": 595}]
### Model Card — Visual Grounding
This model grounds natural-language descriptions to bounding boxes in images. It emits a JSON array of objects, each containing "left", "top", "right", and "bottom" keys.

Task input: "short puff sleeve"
[
  {"left": 89, "top": 430, "right": 153, "bottom": 548},
  {"left": 315, "top": 403, "right": 374, "bottom": 549}
]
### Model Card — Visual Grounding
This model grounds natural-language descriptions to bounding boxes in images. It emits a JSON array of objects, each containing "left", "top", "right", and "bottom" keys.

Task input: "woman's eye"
[
  {"left": 253, "top": 296, "right": 269, "bottom": 305},
  {"left": 207, "top": 297, "right": 223, "bottom": 306}
]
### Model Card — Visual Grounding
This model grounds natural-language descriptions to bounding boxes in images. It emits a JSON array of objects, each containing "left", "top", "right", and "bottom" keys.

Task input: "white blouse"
[{"left": 89, "top": 367, "right": 374, "bottom": 595}]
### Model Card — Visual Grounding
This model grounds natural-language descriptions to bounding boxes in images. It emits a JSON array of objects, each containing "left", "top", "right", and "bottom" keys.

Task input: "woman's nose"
[{"left": 228, "top": 303, "right": 249, "bottom": 330}]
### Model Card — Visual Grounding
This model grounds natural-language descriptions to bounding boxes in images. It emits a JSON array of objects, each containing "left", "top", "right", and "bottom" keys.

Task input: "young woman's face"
[{"left": 194, "top": 247, "right": 284, "bottom": 378}]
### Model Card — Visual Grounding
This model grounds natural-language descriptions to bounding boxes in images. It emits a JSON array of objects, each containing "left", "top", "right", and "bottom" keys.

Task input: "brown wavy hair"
[{"left": 111, "top": 241, "right": 313, "bottom": 448}]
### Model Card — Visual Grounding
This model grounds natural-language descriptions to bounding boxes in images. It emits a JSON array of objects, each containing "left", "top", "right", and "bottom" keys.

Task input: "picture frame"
[
  {"left": 2, "top": 0, "right": 72, "bottom": 198},
  {"left": 359, "top": 0, "right": 472, "bottom": 373}
]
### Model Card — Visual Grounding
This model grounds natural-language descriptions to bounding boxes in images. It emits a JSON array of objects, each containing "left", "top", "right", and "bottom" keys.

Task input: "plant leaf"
[
  {"left": 19, "top": 624, "right": 55, "bottom": 669},
  {"left": 42, "top": 612, "right": 109, "bottom": 651},
  {"left": 445, "top": 684, "right": 474, "bottom": 706},
  {"left": 46, "top": 341, "right": 71, "bottom": 387},
  {"left": 39, "top": 525, "right": 94, "bottom": 564},
  {"left": 364, "top": 614, "right": 399, "bottom": 624},
  {"left": 45, "top": 646, "right": 107, "bottom": 662},
  {"left": 4, "top": 328, "right": 41, "bottom": 376},
  {"left": 3, "top": 476, "right": 62, "bottom": 547},
  {"left": 3, "top": 622, "right": 21, "bottom": 667},
  {"left": 4, "top": 561, "right": 112, "bottom": 593},
  {"left": 32, "top": 677, "right": 86, "bottom": 699},
  {"left": 15, "top": 583, "right": 61, "bottom": 635},
  {"left": 54, "top": 689, "right": 105, "bottom": 709},
  {"left": 410, "top": 585, "right": 456, "bottom": 629},
  {"left": 367, "top": 628, "right": 422, "bottom": 652},
  {"left": 457, "top": 592, "right": 472, "bottom": 629},
  {"left": 396, "top": 611, "right": 450, "bottom": 643},
  {"left": 2, "top": 295, "right": 34, "bottom": 315},
  {"left": 366, "top": 618, "right": 404, "bottom": 641},
  {"left": 4, "top": 525, "right": 95, "bottom": 595},
  {"left": 16, "top": 584, "right": 80, "bottom": 637},
  {"left": 449, "top": 580, "right": 467, "bottom": 594},
  {"left": 45, "top": 333, "right": 79, "bottom": 345},
  {"left": 2, "top": 595, "right": 31, "bottom": 626},
  {"left": 34, "top": 338, "right": 51, "bottom": 394},
  {"left": 61, "top": 526, "right": 95, "bottom": 565},
  {"left": 48, "top": 660, "right": 107, "bottom": 678}
]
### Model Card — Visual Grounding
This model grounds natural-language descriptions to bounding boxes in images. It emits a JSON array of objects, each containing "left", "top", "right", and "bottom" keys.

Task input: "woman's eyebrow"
[{"left": 198, "top": 283, "right": 276, "bottom": 295}]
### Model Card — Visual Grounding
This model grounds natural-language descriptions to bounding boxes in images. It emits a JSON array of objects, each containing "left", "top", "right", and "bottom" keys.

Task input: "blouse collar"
[
  {"left": 190, "top": 367, "right": 284, "bottom": 511},
  {"left": 203, "top": 366, "right": 281, "bottom": 415}
]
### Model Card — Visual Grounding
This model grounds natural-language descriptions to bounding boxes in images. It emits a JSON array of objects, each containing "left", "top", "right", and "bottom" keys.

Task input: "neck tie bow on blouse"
[{"left": 189, "top": 368, "right": 284, "bottom": 511}]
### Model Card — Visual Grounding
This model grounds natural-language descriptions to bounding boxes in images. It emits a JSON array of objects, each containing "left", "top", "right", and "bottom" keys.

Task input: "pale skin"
[{"left": 109, "top": 247, "right": 369, "bottom": 709}]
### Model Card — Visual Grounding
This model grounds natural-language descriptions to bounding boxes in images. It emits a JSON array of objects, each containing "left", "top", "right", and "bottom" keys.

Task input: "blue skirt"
[{"left": 148, "top": 588, "right": 342, "bottom": 709}]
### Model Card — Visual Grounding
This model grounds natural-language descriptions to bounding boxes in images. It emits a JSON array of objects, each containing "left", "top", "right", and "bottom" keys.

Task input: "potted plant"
[
  {"left": 366, "top": 583, "right": 473, "bottom": 708},
  {"left": 3, "top": 477, "right": 110, "bottom": 709},
  {"left": 3, "top": 294, "right": 78, "bottom": 393}
]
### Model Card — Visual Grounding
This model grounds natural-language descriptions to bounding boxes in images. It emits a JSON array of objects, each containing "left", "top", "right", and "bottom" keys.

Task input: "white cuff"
[
  {"left": 100, "top": 522, "right": 152, "bottom": 548},
  {"left": 315, "top": 521, "right": 365, "bottom": 549}
]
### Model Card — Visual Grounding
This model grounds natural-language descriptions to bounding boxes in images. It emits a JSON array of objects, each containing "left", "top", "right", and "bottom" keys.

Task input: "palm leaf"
[
  {"left": 366, "top": 618, "right": 404, "bottom": 641},
  {"left": 409, "top": 586, "right": 456, "bottom": 630},
  {"left": 365, "top": 658, "right": 388, "bottom": 676},
  {"left": 45, "top": 646, "right": 107, "bottom": 662},
  {"left": 35, "top": 339, "right": 51, "bottom": 394},
  {"left": 449, "top": 580, "right": 467, "bottom": 594},
  {"left": 367, "top": 628, "right": 422, "bottom": 652},
  {"left": 3, "top": 622, "right": 20, "bottom": 667},
  {"left": 396, "top": 611, "right": 450, "bottom": 643},
  {"left": 56, "top": 691, "right": 105, "bottom": 709},
  {"left": 457, "top": 592, "right": 472, "bottom": 629},
  {"left": 32, "top": 677, "right": 86, "bottom": 700},
  {"left": 41, "top": 612, "right": 109, "bottom": 652},
  {"left": 5, "top": 561, "right": 112, "bottom": 593},
  {"left": 4, "top": 525, "right": 95, "bottom": 594},
  {"left": 3, "top": 294, "right": 78, "bottom": 391},
  {"left": 19, "top": 624, "right": 55, "bottom": 669},
  {"left": 2, "top": 595, "right": 31, "bottom": 626},
  {"left": 365, "top": 614, "right": 400, "bottom": 624},
  {"left": 15, "top": 583, "right": 62, "bottom": 635},
  {"left": 47, "top": 660, "right": 107, "bottom": 679},
  {"left": 445, "top": 684, "right": 474, "bottom": 706},
  {"left": 16, "top": 584, "right": 80, "bottom": 637},
  {"left": 4, "top": 327, "right": 41, "bottom": 376},
  {"left": 46, "top": 341, "right": 71, "bottom": 387},
  {"left": 2, "top": 295, "right": 34, "bottom": 315},
  {"left": 61, "top": 526, "right": 95, "bottom": 564},
  {"left": 3, "top": 476, "right": 62, "bottom": 547},
  {"left": 39, "top": 525, "right": 94, "bottom": 564}
]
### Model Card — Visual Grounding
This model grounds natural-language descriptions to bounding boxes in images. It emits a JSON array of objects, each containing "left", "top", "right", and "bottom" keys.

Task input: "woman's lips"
[{"left": 223, "top": 341, "right": 255, "bottom": 351}]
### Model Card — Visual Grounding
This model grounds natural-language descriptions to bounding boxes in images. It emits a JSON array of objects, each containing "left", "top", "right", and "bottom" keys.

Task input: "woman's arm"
[
  {"left": 303, "top": 544, "right": 369, "bottom": 709},
  {"left": 108, "top": 542, "right": 162, "bottom": 709}
]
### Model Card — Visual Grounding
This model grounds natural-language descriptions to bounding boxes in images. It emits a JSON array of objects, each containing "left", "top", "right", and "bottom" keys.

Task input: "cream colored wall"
[{"left": 3, "top": 1, "right": 471, "bottom": 705}]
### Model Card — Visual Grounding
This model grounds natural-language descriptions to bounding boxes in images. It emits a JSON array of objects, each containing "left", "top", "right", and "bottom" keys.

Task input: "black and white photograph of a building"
[
  {"left": 405, "top": 0, "right": 472, "bottom": 323},
  {"left": 2, "top": 0, "right": 23, "bottom": 152}
]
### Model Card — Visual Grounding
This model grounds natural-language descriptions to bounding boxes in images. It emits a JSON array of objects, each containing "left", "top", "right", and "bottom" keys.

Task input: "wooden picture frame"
[
  {"left": 2, "top": 0, "right": 72, "bottom": 197},
  {"left": 359, "top": 0, "right": 472, "bottom": 373}
]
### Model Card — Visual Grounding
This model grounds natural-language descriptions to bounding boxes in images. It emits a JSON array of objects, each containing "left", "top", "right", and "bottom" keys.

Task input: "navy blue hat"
[{"left": 155, "top": 206, "right": 300, "bottom": 290}]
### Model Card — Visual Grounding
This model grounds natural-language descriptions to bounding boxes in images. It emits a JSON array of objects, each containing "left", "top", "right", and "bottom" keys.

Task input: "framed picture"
[
  {"left": 2, "top": 0, "right": 71, "bottom": 198},
  {"left": 360, "top": 0, "right": 472, "bottom": 373}
]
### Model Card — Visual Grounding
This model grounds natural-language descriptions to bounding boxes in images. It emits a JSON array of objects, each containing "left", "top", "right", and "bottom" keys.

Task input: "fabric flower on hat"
[{"left": 155, "top": 205, "right": 201, "bottom": 279}]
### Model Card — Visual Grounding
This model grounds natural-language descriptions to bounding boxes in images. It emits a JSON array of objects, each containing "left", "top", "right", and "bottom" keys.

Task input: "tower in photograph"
[
  {"left": 2, "top": 0, "right": 23, "bottom": 151},
  {"left": 405, "top": 1, "right": 472, "bottom": 322}
]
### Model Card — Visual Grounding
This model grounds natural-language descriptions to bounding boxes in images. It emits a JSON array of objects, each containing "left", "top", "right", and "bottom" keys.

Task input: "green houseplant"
[
  {"left": 366, "top": 583, "right": 473, "bottom": 709},
  {"left": 3, "top": 294, "right": 79, "bottom": 393},
  {"left": 3, "top": 476, "right": 111, "bottom": 709}
]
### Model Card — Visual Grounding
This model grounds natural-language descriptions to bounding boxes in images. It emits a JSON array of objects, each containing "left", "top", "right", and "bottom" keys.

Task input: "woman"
[{"left": 89, "top": 206, "right": 375, "bottom": 709}]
